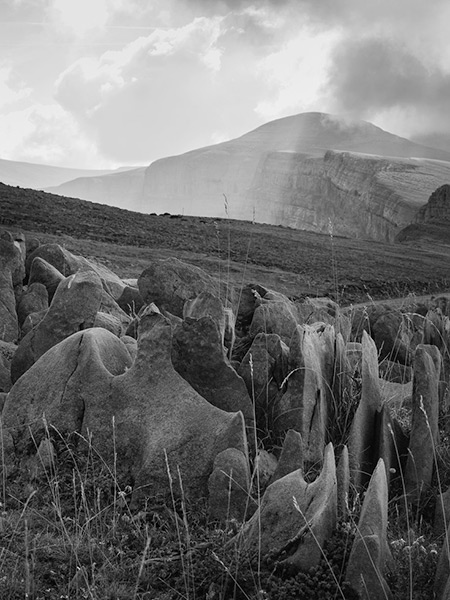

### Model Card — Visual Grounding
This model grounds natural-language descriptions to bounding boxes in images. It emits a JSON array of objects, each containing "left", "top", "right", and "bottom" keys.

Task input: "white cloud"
[
  {"left": 53, "top": 15, "right": 266, "bottom": 162},
  {"left": 0, "top": 104, "right": 113, "bottom": 168},
  {"left": 0, "top": 64, "right": 31, "bottom": 110}
]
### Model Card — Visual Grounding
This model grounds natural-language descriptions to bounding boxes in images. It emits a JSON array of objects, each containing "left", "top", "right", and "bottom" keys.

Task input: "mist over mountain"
[{"left": 5, "top": 112, "right": 450, "bottom": 242}]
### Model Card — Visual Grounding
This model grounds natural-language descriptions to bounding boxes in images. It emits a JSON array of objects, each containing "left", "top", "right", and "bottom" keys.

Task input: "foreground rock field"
[{"left": 1, "top": 226, "right": 450, "bottom": 599}]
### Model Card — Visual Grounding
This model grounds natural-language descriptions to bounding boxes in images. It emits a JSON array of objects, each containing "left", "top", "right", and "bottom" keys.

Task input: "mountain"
[
  {"left": 42, "top": 113, "right": 450, "bottom": 241},
  {"left": 0, "top": 158, "right": 119, "bottom": 190}
]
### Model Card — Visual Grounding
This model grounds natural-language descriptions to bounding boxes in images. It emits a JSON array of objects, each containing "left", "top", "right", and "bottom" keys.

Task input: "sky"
[{"left": 1, "top": 0, "right": 450, "bottom": 169}]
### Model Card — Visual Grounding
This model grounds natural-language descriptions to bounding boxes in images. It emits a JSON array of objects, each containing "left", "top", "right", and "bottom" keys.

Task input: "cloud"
[
  {"left": 0, "top": 104, "right": 112, "bottom": 168},
  {"left": 0, "top": 64, "right": 31, "bottom": 109},
  {"left": 54, "top": 15, "right": 269, "bottom": 162},
  {"left": 325, "top": 36, "right": 450, "bottom": 137}
]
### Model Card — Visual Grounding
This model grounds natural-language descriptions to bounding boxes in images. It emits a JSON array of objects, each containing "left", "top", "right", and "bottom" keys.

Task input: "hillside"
[
  {"left": 0, "top": 157, "right": 118, "bottom": 189},
  {"left": 2, "top": 182, "right": 450, "bottom": 304},
  {"left": 48, "top": 112, "right": 450, "bottom": 242}
]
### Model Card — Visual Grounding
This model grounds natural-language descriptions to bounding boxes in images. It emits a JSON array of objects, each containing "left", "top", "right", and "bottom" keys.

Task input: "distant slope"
[
  {"left": 0, "top": 157, "right": 118, "bottom": 189},
  {"left": 44, "top": 112, "right": 450, "bottom": 241},
  {"left": 46, "top": 167, "right": 147, "bottom": 210}
]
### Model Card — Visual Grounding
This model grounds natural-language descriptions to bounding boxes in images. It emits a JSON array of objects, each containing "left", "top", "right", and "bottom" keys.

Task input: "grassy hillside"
[{"left": 2, "top": 182, "right": 450, "bottom": 303}]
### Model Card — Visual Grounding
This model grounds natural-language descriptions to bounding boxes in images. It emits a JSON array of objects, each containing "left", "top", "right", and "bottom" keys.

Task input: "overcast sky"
[{"left": 1, "top": 0, "right": 450, "bottom": 169}]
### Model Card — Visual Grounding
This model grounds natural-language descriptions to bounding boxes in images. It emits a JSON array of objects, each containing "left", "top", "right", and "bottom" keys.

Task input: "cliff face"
[
  {"left": 142, "top": 147, "right": 450, "bottom": 242},
  {"left": 415, "top": 184, "right": 450, "bottom": 223}
]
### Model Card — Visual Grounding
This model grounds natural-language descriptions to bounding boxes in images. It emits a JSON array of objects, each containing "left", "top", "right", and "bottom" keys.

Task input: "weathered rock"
[
  {"left": 16, "top": 282, "right": 48, "bottom": 327},
  {"left": 380, "top": 379, "right": 412, "bottom": 412},
  {"left": 234, "top": 443, "right": 337, "bottom": 572},
  {"left": 346, "top": 459, "right": 393, "bottom": 600},
  {"left": 26, "top": 243, "right": 126, "bottom": 299},
  {"left": 172, "top": 316, "right": 254, "bottom": 425},
  {"left": 249, "top": 300, "right": 299, "bottom": 345},
  {"left": 348, "top": 331, "right": 383, "bottom": 490},
  {"left": 1, "top": 229, "right": 26, "bottom": 288},
  {"left": 269, "top": 429, "right": 303, "bottom": 484},
  {"left": 274, "top": 324, "right": 331, "bottom": 464},
  {"left": 0, "top": 234, "right": 21, "bottom": 342},
  {"left": 93, "top": 312, "right": 123, "bottom": 336},
  {"left": 3, "top": 311, "right": 248, "bottom": 501},
  {"left": 120, "top": 335, "right": 137, "bottom": 362},
  {"left": 11, "top": 271, "right": 103, "bottom": 383},
  {"left": 20, "top": 310, "right": 47, "bottom": 338},
  {"left": 138, "top": 257, "right": 226, "bottom": 317},
  {"left": 405, "top": 344, "right": 442, "bottom": 499},
  {"left": 28, "top": 257, "right": 64, "bottom": 302},
  {"left": 208, "top": 448, "right": 251, "bottom": 523},
  {"left": 183, "top": 291, "right": 235, "bottom": 355},
  {"left": 238, "top": 333, "right": 289, "bottom": 433},
  {"left": 235, "top": 284, "right": 268, "bottom": 335}
]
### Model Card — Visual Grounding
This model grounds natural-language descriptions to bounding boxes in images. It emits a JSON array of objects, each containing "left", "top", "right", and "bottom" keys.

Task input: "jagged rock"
[
  {"left": 171, "top": 316, "right": 254, "bottom": 425},
  {"left": 336, "top": 446, "right": 350, "bottom": 518},
  {"left": 238, "top": 333, "right": 289, "bottom": 433},
  {"left": 249, "top": 300, "right": 299, "bottom": 345},
  {"left": 117, "top": 285, "right": 145, "bottom": 316},
  {"left": 11, "top": 271, "right": 103, "bottom": 383},
  {"left": 269, "top": 429, "right": 303, "bottom": 484},
  {"left": 208, "top": 448, "right": 251, "bottom": 523},
  {"left": 348, "top": 331, "right": 383, "bottom": 490},
  {"left": 234, "top": 443, "right": 337, "bottom": 572},
  {"left": 183, "top": 291, "right": 235, "bottom": 355},
  {"left": 26, "top": 243, "right": 126, "bottom": 299},
  {"left": 16, "top": 282, "right": 48, "bottom": 327},
  {"left": 3, "top": 311, "right": 248, "bottom": 501},
  {"left": 28, "top": 257, "right": 64, "bottom": 302},
  {"left": 346, "top": 459, "right": 393, "bottom": 599},
  {"left": 405, "top": 344, "right": 442, "bottom": 499},
  {"left": 235, "top": 284, "right": 268, "bottom": 335},
  {"left": 138, "top": 257, "right": 228, "bottom": 317},
  {"left": 274, "top": 324, "right": 331, "bottom": 464}
]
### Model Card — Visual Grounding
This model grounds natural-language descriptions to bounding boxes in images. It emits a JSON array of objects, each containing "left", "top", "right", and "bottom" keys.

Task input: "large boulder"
[
  {"left": 11, "top": 271, "right": 103, "bottom": 382},
  {"left": 3, "top": 309, "right": 248, "bottom": 502},
  {"left": 138, "top": 257, "right": 230, "bottom": 318},
  {"left": 28, "top": 257, "right": 64, "bottom": 303},
  {"left": 26, "top": 243, "right": 126, "bottom": 299}
]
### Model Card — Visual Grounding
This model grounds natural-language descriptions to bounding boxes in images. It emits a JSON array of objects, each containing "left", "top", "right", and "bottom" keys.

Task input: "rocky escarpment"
[{"left": 396, "top": 183, "right": 450, "bottom": 245}]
